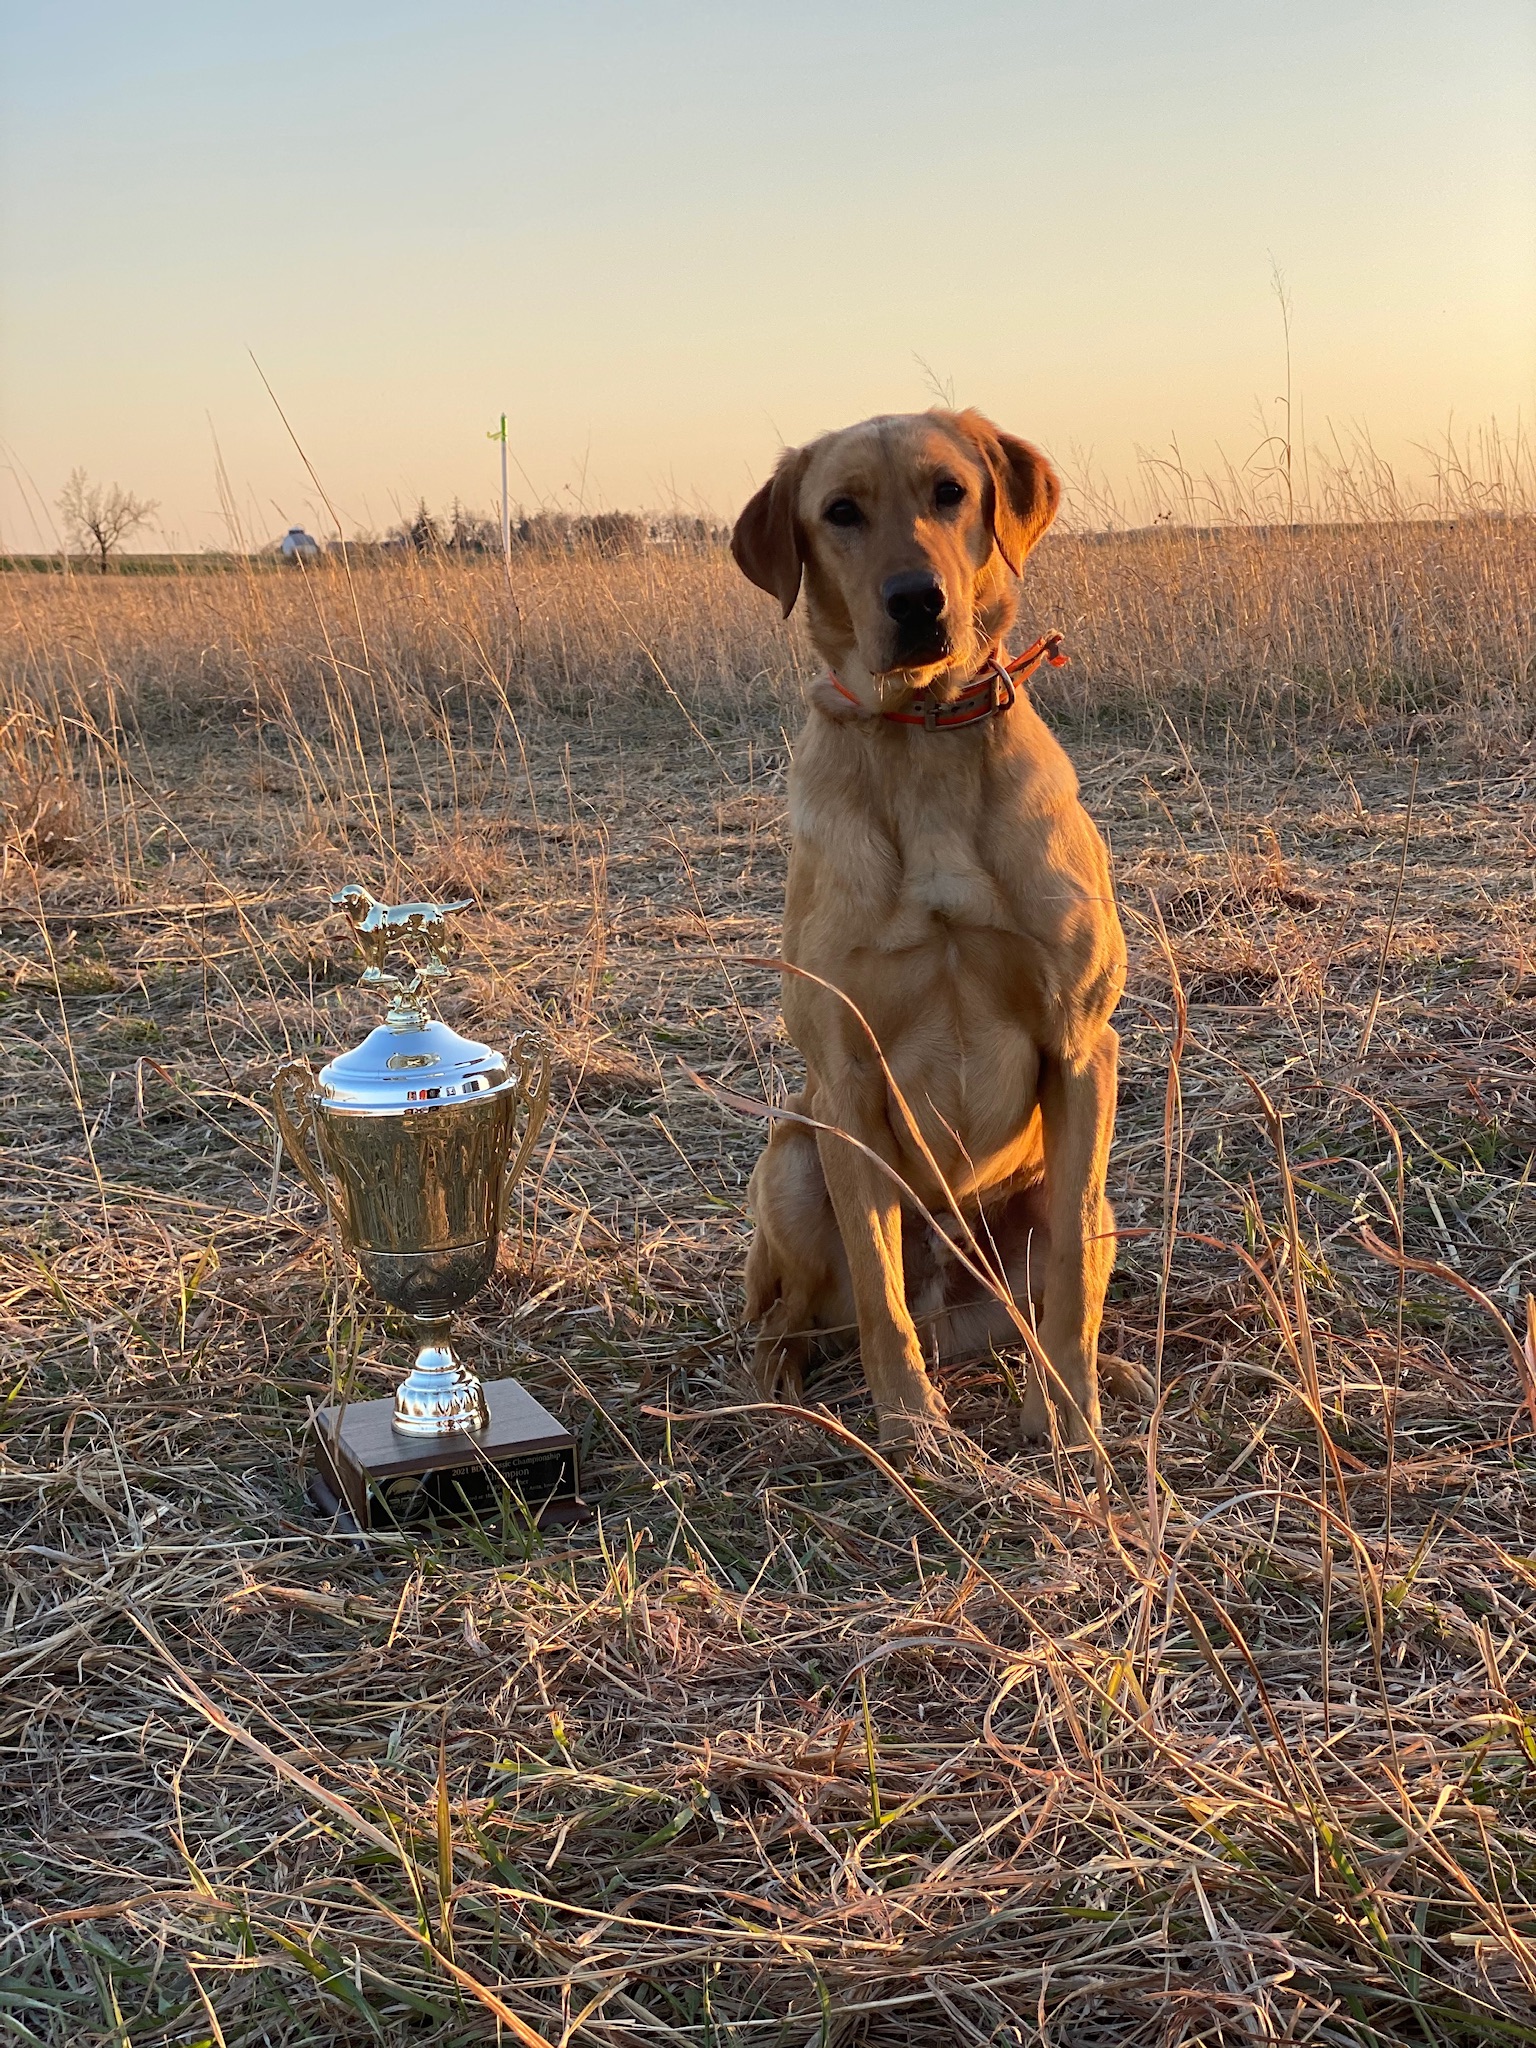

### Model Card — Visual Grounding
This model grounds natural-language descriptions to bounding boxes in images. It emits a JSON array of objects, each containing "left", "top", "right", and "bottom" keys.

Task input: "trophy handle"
[
  {"left": 273, "top": 1057, "right": 350, "bottom": 1234},
  {"left": 503, "top": 1030, "right": 552, "bottom": 1202}
]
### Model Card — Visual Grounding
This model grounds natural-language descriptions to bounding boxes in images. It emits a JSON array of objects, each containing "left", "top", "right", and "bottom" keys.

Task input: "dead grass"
[
  {"left": 4, "top": 495, "right": 1534, "bottom": 749},
  {"left": 0, "top": 711, "right": 89, "bottom": 874},
  {"left": 2, "top": 521, "right": 1536, "bottom": 2044}
]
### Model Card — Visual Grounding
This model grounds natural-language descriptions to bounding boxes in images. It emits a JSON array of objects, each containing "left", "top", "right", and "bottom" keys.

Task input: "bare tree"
[{"left": 56, "top": 469, "right": 158, "bottom": 573}]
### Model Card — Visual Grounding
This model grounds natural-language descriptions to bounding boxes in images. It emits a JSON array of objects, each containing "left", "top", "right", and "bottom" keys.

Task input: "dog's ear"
[
  {"left": 731, "top": 446, "right": 808, "bottom": 616},
  {"left": 952, "top": 411, "right": 1060, "bottom": 574}
]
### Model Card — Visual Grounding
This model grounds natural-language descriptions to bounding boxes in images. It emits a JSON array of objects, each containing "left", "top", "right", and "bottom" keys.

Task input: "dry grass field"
[{"left": 3, "top": 501, "right": 1536, "bottom": 2045}]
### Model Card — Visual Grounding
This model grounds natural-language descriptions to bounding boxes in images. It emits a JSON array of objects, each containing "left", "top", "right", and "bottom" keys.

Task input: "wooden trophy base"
[{"left": 310, "top": 1378, "right": 582, "bottom": 1532}]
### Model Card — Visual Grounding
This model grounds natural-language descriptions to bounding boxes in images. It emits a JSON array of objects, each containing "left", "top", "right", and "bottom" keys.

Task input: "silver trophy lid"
[
  {"left": 315, "top": 1016, "right": 513, "bottom": 1115},
  {"left": 310, "top": 886, "right": 528, "bottom": 1115}
]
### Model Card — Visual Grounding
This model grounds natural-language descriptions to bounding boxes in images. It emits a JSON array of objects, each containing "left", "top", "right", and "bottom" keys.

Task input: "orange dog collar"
[{"left": 828, "top": 632, "right": 1068, "bottom": 730}]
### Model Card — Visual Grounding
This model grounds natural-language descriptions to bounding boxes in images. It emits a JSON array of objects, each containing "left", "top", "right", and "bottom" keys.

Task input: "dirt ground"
[{"left": 4, "top": 671, "right": 1536, "bottom": 2043}]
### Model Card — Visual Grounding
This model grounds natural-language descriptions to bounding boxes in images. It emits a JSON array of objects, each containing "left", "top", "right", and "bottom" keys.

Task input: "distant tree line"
[
  {"left": 383, "top": 501, "right": 726, "bottom": 557},
  {"left": 33, "top": 469, "right": 730, "bottom": 571}
]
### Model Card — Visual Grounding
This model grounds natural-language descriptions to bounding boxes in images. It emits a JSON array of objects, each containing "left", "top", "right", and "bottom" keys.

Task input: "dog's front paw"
[
  {"left": 1017, "top": 1356, "right": 1099, "bottom": 1447},
  {"left": 877, "top": 1380, "right": 951, "bottom": 1455}
]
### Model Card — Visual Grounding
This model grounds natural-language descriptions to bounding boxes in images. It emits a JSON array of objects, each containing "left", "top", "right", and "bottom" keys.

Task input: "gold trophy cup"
[{"left": 275, "top": 888, "right": 576, "bottom": 1527}]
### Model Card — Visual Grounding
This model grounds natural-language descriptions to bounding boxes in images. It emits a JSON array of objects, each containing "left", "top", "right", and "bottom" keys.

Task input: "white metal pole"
[
  {"left": 498, "top": 414, "right": 510, "bottom": 567},
  {"left": 488, "top": 412, "right": 520, "bottom": 623}
]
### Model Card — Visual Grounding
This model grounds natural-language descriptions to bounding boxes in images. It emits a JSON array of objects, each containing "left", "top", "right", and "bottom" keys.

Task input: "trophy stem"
[{"left": 392, "top": 1315, "right": 490, "bottom": 1437}]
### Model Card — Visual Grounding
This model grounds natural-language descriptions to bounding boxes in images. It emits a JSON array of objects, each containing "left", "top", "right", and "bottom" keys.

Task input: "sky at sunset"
[{"left": 2, "top": 0, "right": 1533, "bottom": 550}]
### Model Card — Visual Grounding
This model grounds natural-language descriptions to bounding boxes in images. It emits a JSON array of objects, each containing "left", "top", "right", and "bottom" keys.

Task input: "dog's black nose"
[{"left": 882, "top": 571, "right": 946, "bottom": 629}]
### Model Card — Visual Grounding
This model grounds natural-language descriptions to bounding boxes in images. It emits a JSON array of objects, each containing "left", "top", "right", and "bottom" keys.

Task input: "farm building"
[{"left": 277, "top": 525, "right": 321, "bottom": 562}]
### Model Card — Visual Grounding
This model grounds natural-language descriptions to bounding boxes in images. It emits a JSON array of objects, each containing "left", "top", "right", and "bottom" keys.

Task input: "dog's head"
[
  {"left": 731, "top": 409, "right": 1059, "bottom": 705},
  {"left": 331, "top": 883, "right": 374, "bottom": 925}
]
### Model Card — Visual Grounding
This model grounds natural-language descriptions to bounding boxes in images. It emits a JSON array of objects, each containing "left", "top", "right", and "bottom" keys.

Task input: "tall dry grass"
[
  {"left": 3, "top": 428, "right": 1533, "bottom": 757},
  {"left": 1, "top": 545, "right": 798, "bottom": 734}
]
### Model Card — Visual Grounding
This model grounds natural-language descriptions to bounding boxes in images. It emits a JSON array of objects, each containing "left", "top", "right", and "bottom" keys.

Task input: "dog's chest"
[
  {"left": 883, "top": 822, "right": 1011, "bottom": 944},
  {"left": 787, "top": 731, "right": 1075, "bottom": 958}
]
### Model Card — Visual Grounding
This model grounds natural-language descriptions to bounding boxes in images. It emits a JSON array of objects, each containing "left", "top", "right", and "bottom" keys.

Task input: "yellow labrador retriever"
[{"left": 731, "top": 408, "right": 1127, "bottom": 1448}]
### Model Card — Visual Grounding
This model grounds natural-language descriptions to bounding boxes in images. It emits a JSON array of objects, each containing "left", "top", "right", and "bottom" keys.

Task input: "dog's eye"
[
  {"left": 824, "top": 498, "right": 862, "bottom": 528},
  {"left": 934, "top": 480, "right": 965, "bottom": 509}
]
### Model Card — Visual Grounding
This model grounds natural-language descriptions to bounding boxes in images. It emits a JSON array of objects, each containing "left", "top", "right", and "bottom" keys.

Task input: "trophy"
[{"left": 274, "top": 886, "right": 579, "bottom": 1528}]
